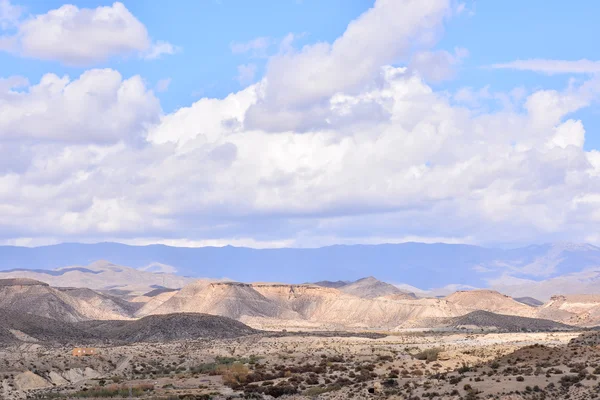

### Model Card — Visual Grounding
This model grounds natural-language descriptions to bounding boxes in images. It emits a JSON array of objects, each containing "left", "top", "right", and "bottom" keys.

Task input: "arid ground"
[{"left": 4, "top": 329, "right": 600, "bottom": 400}]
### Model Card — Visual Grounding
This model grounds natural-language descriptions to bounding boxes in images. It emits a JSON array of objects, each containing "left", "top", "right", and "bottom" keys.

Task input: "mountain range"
[
  {"left": 2, "top": 269, "right": 600, "bottom": 334},
  {"left": 2, "top": 242, "right": 600, "bottom": 299}
]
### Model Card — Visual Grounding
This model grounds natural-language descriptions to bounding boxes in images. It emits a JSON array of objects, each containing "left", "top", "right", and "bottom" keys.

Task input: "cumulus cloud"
[
  {"left": 245, "top": 0, "right": 451, "bottom": 132},
  {"left": 0, "top": 1, "right": 177, "bottom": 65},
  {"left": 1, "top": 0, "right": 600, "bottom": 249},
  {"left": 3, "top": 66, "right": 600, "bottom": 246},
  {"left": 144, "top": 41, "right": 179, "bottom": 60},
  {"left": 0, "top": 68, "right": 160, "bottom": 143},
  {"left": 491, "top": 59, "right": 600, "bottom": 75}
]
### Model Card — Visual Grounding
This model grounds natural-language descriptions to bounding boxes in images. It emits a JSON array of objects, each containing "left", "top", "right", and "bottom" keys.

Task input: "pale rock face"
[
  {"left": 61, "top": 367, "right": 100, "bottom": 383},
  {"left": 48, "top": 371, "right": 69, "bottom": 386},
  {"left": 537, "top": 294, "right": 600, "bottom": 326},
  {"left": 445, "top": 290, "right": 537, "bottom": 318},
  {"left": 132, "top": 290, "right": 178, "bottom": 313},
  {"left": 137, "top": 280, "right": 298, "bottom": 320},
  {"left": 141, "top": 279, "right": 470, "bottom": 329},
  {"left": 14, "top": 371, "right": 52, "bottom": 391}
]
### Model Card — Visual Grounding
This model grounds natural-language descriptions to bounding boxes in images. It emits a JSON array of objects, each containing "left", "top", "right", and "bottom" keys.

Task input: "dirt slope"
[
  {"left": 0, "top": 279, "right": 133, "bottom": 322},
  {"left": 445, "top": 290, "right": 537, "bottom": 317},
  {"left": 537, "top": 294, "right": 600, "bottom": 326}
]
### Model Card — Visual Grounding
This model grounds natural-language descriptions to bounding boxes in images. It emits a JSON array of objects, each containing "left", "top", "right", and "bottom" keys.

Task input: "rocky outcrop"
[
  {"left": 14, "top": 371, "right": 52, "bottom": 391},
  {"left": 537, "top": 294, "right": 600, "bottom": 326},
  {"left": 445, "top": 290, "right": 536, "bottom": 317},
  {"left": 141, "top": 280, "right": 466, "bottom": 329}
]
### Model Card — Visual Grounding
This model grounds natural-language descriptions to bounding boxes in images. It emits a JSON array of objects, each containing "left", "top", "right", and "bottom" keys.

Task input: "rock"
[
  {"left": 84, "top": 367, "right": 101, "bottom": 379},
  {"left": 14, "top": 371, "right": 52, "bottom": 391},
  {"left": 367, "top": 381, "right": 383, "bottom": 394},
  {"left": 48, "top": 371, "right": 69, "bottom": 386},
  {"left": 62, "top": 367, "right": 101, "bottom": 383},
  {"left": 62, "top": 368, "right": 85, "bottom": 383}
]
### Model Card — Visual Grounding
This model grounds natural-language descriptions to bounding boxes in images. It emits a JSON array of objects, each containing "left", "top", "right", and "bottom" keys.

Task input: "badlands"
[{"left": 2, "top": 263, "right": 600, "bottom": 399}]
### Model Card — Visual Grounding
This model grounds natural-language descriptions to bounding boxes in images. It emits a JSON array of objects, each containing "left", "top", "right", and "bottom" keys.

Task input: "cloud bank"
[
  {"left": 0, "top": 1, "right": 176, "bottom": 65},
  {"left": 0, "top": 0, "right": 600, "bottom": 248}
]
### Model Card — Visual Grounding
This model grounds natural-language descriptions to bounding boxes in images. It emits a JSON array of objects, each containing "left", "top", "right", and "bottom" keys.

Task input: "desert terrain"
[
  {"left": 1, "top": 268, "right": 600, "bottom": 400},
  {"left": 2, "top": 264, "right": 600, "bottom": 399},
  {"left": 3, "top": 327, "right": 600, "bottom": 399}
]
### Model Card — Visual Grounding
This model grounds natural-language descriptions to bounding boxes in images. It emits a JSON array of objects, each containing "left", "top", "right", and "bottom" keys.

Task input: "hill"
[
  {"left": 0, "top": 308, "right": 97, "bottom": 344},
  {"left": 0, "top": 278, "right": 49, "bottom": 287},
  {"left": 137, "top": 281, "right": 296, "bottom": 320},
  {"left": 140, "top": 280, "right": 465, "bottom": 329},
  {"left": 569, "top": 331, "right": 600, "bottom": 346},
  {"left": 446, "top": 310, "right": 575, "bottom": 332},
  {"left": 445, "top": 290, "right": 536, "bottom": 317},
  {"left": 0, "top": 279, "right": 133, "bottom": 322},
  {"left": 537, "top": 294, "right": 600, "bottom": 326},
  {"left": 337, "top": 276, "right": 411, "bottom": 298},
  {"left": 0, "top": 310, "right": 258, "bottom": 345},
  {"left": 80, "top": 313, "right": 258, "bottom": 342}
]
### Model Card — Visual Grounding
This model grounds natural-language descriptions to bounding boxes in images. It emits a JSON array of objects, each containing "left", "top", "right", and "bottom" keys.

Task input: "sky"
[{"left": 0, "top": 0, "right": 599, "bottom": 249}]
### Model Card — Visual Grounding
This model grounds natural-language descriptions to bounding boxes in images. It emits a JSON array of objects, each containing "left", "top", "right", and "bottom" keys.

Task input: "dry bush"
[
  {"left": 220, "top": 362, "right": 250, "bottom": 387},
  {"left": 414, "top": 348, "right": 442, "bottom": 362}
]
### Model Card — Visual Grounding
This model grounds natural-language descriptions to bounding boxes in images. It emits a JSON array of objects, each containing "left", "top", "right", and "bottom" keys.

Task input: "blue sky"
[
  {"left": 0, "top": 0, "right": 599, "bottom": 248},
  {"left": 5, "top": 0, "right": 598, "bottom": 147}
]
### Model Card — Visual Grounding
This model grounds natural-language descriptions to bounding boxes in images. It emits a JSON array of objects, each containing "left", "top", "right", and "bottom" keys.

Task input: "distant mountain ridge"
[
  {"left": 316, "top": 276, "right": 416, "bottom": 299},
  {"left": 0, "top": 260, "right": 194, "bottom": 295},
  {"left": 2, "top": 242, "right": 600, "bottom": 299},
  {"left": 2, "top": 274, "right": 600, "bottom": 332}
]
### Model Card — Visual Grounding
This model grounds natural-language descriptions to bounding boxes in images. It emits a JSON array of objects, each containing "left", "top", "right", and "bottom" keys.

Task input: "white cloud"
[
  {"left": 490, "top": 59, "right": 600, "bottom": 75},
  {"left": 0, "top": 0, "right": 21, "bottom": 29},
  {"left": 1, "top": 0, "right": 600, "bottom": 250},
  {"left": 0, "top": 68, "right": 160, "bottom": 143},
  {"left": 3, "top": 65, "right": 599, "bottom": 246},
  {"left": 408, "top": 47, "right": 469, "bottom": 82},
  {"left": 236, "top": 63, "right": 257, "bottom": 85},
  {"left": 155, "top": 78, "right": 172, "bottom": 93},
  {"left": 144, "top": 40, "right": 179, "bottom": 60},
  {"left": 0, "top": 2, "right": 177, "bottom": 65},
  {"left": 245, "top": 0, "right": 451, "bottom": 132}
]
